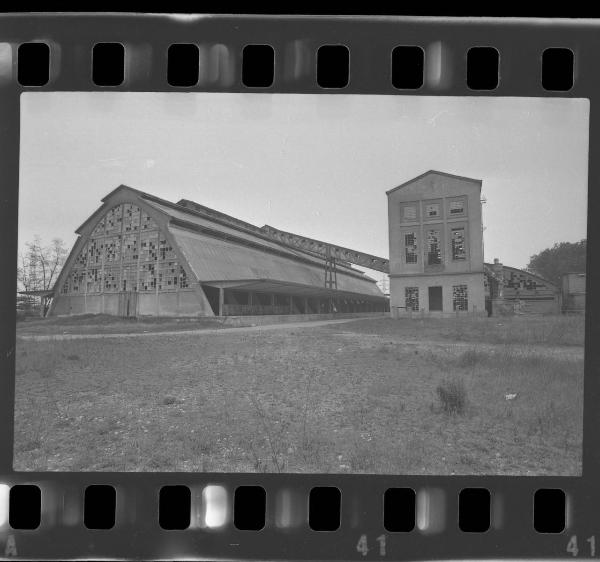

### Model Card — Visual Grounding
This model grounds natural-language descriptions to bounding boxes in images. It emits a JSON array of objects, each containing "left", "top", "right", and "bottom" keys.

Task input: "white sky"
[{"left": 19, "top": 92, "right": 589, "bottom": 273}]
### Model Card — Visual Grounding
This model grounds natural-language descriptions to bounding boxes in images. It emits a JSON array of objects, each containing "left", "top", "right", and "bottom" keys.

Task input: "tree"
[
  {"left": 17, "top": 237, "right": 68, "bottom": 315},
  {"left": 527, "top": 239, "right": 586, "bottom": 286}
]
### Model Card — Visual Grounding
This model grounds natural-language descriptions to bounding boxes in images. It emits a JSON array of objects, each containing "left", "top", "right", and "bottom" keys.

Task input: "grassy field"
[
  {"left": 13, "top": 315, "right": 584, "bottom": 475},
  {"left": 17, "top": 313, "right": 242, "bottom": 336}
]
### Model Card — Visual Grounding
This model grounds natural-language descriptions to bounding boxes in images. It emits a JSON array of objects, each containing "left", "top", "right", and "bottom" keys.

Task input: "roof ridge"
[{"left": 386, "top": 170, "right": 482, "bottom": 196}]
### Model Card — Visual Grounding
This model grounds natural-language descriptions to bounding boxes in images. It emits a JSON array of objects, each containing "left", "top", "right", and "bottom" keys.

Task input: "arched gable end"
[{"left": 50, "top": 187, "right": 212, "bottom": 317}]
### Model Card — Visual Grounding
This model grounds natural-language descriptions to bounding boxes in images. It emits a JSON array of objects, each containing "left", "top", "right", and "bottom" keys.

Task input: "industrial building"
[
  {"left": 387, "top": 171, "right": 486, "bottom": 317},
  {"left": 387, "top": 170, "right": 561, "bottom": 317},
  {"left": 560, "top": 272, "right": 586, "bottom": 314},
  {"left": 40, "top": 173, "right": 567, "bottom": 320},
  {"left": 48, "top": 185, "right": 388, "bottom": 318},
  {"left": 484, "top": 259, "right": 560, "bottom": 315}
]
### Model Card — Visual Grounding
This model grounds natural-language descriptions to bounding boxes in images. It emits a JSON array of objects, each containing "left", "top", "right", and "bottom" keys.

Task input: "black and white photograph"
[{"left": 14, "top": 92, "right": 588, "bottom": 475}]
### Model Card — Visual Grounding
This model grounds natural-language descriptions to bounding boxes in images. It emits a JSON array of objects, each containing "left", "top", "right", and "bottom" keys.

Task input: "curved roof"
[{"left": 67, "top": 185, "right": 386, "bottom": 301}]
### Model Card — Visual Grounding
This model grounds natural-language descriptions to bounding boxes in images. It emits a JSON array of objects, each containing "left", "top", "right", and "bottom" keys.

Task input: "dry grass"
[
  {"left": 13, "top": 315, "right": 584, "bottom": 475},
  {"left": 16, "top": 313, "right": 239, "bottom": 336},
  {"left": 340, "top": 314, "right": 585, "bottom": 347}
]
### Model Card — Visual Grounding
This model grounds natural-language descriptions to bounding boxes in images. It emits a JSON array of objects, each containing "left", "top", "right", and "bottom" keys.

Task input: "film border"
[{"left": 0, "top": 14, "right": 598, "bottom": 561}]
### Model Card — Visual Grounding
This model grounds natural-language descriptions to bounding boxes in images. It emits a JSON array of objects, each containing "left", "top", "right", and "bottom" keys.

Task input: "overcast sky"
[{"left": 19, "top": 92, "right": 588, "bottom": 274}]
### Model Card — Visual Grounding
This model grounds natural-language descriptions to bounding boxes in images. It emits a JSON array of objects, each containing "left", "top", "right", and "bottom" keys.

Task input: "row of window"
[
  {"left": 400, "top": 197, "right": 467, "bottom": 223},
  {"left": 73, "top": 232, "right": 176, "bottom": 270},
  {"left": 62, "top": 204, "right": 191, "bottom": 295},
  {"left": 404, "top": 227, "right": 466, "bottom": 265},
  {"left": 61, "top": 263, "right": 189, "bottom": 294},
  {"left": 405, "top": 285, "right": 469, "bottom": 312},
  {"left": 92, "top": 204, "right": 157, "bottom": 237}
]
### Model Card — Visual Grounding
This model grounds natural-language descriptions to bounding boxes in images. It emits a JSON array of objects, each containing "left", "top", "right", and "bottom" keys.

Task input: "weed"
[{"left": 436, "top": 377, "right": 468, "bottom": 415}]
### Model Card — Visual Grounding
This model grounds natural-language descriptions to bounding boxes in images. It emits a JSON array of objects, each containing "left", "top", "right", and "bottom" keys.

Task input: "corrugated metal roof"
[
  {"left": 145, "top": 198, "right": 370, "bottom": 278},
  {"left": 171, "top": 227, "right": 384, "bottom": 298},
  {"left": 203, "top": 280, "right": 385, "bottom": 300}
]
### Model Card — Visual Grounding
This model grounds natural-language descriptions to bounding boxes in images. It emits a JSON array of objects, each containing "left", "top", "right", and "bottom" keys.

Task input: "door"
[
  {"left": 428, "top": 286, "right": 443, "bottom": 311},
  {"left": 118, "top": 291, "right": 138, "bottom": 317},
  {"left": 126, "top": 291, "right": 137, "bottom": 317}
]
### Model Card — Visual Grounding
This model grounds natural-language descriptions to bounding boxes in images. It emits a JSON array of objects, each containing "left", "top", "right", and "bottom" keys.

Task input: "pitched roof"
[
  {"left": 172, "top": 227, "right": 384, "bottom": 298},
  {"left": 386, "top": 170, "right": 482, "bottom": 196}
]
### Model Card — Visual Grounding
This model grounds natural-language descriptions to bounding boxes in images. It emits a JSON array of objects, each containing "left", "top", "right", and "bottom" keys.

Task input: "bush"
[{"left": 436, "top": 377, "right": 467, "bottom": 415}]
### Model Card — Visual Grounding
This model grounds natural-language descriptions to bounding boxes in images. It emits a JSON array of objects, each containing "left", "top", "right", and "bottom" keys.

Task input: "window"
[
  {"left": 122, "top": 233, "right": 138, "bottom": 262},
  {"left": 104, "top": 236, "right": 121, "bottom": 264},
  {"left": 451, "top": 228, "right": 466, "bottom": 260},
  {"left": 59, "top": 203, "right": 189, "bottom": 297},
  {"left": 179, "top": 266, "right": 189, "bottom": 289},
  {"left": 139, "top": 263, "right": 156, "bottom": 292},
  {"left": 105, "top": 205, "right": 123, "bottom": 235},
  {"left": 123, "top": 203, "right": 140, "bottom": 232},
  {"left": 158, "top": 261, "right": 178, "bottom": 291},
  {"left": 449, "top": 199, "right": 465, "bottom": 215},
  {"left": 453, "top": 285, "right": 469, "bottom": 311},
  {"left": 403, "top": 205, "right": 417, "bottom": 221},
  {"left": 405, "top": 233, "right": 418, "bottom": 264},
  {"left": 103, "top": 267, "right": 119, "bottom": 292},
  {"left": 74, "top": 244, "right": 88, "bottom": 269},
  {"left": 140, "top": 231, "right": 158, "bottom": 261},
  {"left": 426, "top": 203, "right": 440, "bottom": 218},
  {"left": 87, "top": 239, "right": 102, "bottom": 266},
  {"left": 70, "top": 270, "right": 85, "bottom": 294},
  {"left": 427, "top": 230, "right": 442, "bottom": 265},
  {"left": 91, "top": 218, "right": 105, "bottom": 237},
  {"left": 121, "top": 266, "right": 138, "bottom": 292},
  {"left": 405, "top": 287, "right": 419, "bottom": 311},
  {"left": 86, "top": 268, "right": 102, "bottom": 293}
]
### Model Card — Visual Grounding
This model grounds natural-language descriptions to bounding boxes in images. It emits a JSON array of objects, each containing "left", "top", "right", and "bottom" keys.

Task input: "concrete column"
[
  {"left": 304, "top": 297, "right": 308, "bottom": 314},
  {"left": 218, "top": 287, "right": 224, "bottom": 316},
  {"left": 289, "top": 295, "right": 294, "bottom": 314}
]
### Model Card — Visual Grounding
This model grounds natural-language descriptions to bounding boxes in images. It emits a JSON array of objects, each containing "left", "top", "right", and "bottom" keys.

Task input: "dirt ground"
[{"left": 13, "top": 315, "right": 584, "bottom": 475}]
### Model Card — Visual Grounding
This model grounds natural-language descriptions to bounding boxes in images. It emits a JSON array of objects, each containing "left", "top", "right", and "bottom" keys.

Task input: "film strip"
[{"left": 0, "top": 13, "right": 597, "bottom": 561}]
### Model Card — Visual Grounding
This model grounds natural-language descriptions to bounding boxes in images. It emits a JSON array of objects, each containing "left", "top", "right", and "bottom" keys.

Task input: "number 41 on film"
[
  {"left": 356, "top": 534, "right": 386, "bottom": 557},
  {"left": 567, "top": 536, "right": 597, "bottom": 557}
]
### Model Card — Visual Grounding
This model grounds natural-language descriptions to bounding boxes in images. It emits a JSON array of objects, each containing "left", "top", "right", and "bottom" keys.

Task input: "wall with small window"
[
  {"left": 447, "top": 196, "right": 468, "bottom": 218},
  {"left": 389, "top": 273, "right": 484, "bottom": 317},
  {"left": 405, "top": 287, "right": 419, "bottom": 311},
  {"left": 399, "top": 201, "right": 420, "bottom": 223},
  {"left": 388, "top": 174, "right": 482, "bottom": 277},
  {"left": 423, "top": 198, "right": 444, "bottom": 221},
  {"left": 52, "top": 193, "right": 212, "bottom": 318},
  {"left": 60, "top": 203, "right": 192, "bottom": 297}
]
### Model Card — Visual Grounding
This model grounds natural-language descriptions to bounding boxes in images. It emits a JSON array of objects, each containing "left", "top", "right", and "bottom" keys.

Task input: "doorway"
[
  {"left": 118, "top": 291, "right": 138, "bottom": 317},
  {"left": 428, "top": 286, "right": 443, "bottom": 311}
]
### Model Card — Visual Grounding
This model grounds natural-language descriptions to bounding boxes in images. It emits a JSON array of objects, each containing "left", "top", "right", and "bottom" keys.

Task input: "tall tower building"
[{"left": 387, "top": 170, "right": 485, "bottom": 317}]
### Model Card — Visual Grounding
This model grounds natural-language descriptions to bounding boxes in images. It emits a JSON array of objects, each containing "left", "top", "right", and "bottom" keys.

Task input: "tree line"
[{"left": 527, "top": 239, "right": 586, "bottom": 286}]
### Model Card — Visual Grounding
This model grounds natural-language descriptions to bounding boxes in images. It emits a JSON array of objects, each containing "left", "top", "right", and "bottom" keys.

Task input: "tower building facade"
[{"left": 387, "top": 171, "right": 485, "bottom": 317}]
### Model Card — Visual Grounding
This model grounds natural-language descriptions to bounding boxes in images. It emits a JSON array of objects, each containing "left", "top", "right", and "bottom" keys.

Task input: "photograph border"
[{"left": 0, "top": 13, "right": 598, "bottom": 560}]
